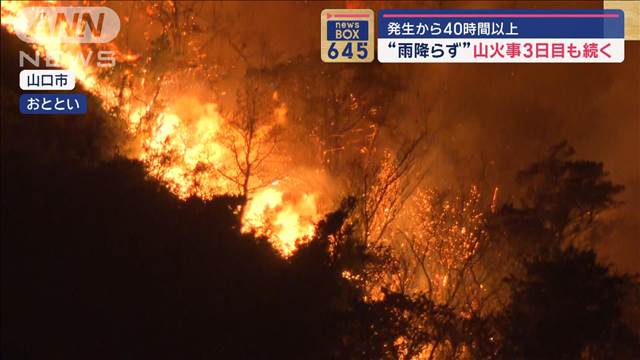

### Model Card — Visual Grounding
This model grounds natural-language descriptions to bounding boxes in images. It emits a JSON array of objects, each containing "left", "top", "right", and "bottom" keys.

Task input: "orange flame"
[{"left": 1, "top": 1, "right": 319, "bottom": 256}]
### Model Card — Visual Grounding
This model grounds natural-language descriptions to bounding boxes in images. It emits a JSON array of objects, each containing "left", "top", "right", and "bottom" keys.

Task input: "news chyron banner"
[{"left": 377, "top": 9, "right": 625, "bottom": 63}]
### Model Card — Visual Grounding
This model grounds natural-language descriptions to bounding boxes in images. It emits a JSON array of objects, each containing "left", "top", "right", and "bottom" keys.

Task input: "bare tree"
[
  {"left": 216, "top": 83, "right": 283, "bottom": 216},
  {"left": 356, "top": 130, "right": 428, "bottom": 246},
  {"left": 398, "top": 186, "right": 500, "bottom": 313}
]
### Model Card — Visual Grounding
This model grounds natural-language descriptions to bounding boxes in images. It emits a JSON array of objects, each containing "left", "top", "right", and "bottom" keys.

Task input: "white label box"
[{"left": 20, "top": 70, "right": 76, "bottom": 90}]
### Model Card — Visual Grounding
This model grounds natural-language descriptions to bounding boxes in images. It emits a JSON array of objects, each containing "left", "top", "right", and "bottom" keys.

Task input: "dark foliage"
[
  {"left": 498, "top": 248, "right": 640, "bottom": 360},
  {"left": 1, "top": 26, "right": 402, "bottom": 358},
  {"left": 2, "top": 27, "right": 637, "bottom": 360},
  {"left": 514, "top": 141, "right": 624, "bottom": 248},
  {"left": 1, "top": 151, "right": 380, "bottom": 359}
]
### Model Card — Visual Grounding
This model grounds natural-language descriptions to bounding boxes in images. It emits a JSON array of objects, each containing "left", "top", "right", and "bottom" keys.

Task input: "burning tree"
[
  {"left": 2, "top": 2, "right": 639, "bottom": 359},
  {"left": 216, "top": 83, "right": 284, "bottom": 215},
  {"left": 354, "top": 133, "right": 428, "bottom": 246},
  {"left": 396, "top": 186, "right": 491, "bottom": 309}
]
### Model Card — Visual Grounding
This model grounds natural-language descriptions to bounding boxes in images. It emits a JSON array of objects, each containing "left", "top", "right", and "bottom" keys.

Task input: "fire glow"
[{"left": 1, "top": 1, "right": 319, "bottom": 256}]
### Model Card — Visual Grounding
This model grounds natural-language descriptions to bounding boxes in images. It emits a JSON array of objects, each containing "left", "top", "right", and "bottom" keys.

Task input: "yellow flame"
[
  {"left": 1, "top": 1, "right": 319, "bottom": 257},
  {"left": 242, "top": 188, "right": 317, "bottom": 256}
]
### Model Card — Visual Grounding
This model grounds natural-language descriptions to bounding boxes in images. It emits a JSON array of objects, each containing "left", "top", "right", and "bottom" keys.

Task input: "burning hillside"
[
  {"left": 2, "top": 1, "right": 639, "bottom": 359},
  {"left": 1, "top": 1, "right": 324, "bottom": 256}
]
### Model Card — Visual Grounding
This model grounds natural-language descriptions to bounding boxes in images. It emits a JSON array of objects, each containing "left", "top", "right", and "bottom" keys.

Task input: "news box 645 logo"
[{"left": 321, "top": 9, "right": 374, "bottom": 63}]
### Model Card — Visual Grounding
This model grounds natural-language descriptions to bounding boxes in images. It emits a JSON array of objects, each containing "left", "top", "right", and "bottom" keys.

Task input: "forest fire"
[
  {"left": 1, "top": 1, "right": 319, "bottom": 256},
  {"left": 3, "top": 1, "right": 639, "bottom": 359},
  {"left": 138, "top": 102, "right": 320, "bottom": 255},
  {"left": 126, "top": 97, "right": 320, "bottom": 255}
]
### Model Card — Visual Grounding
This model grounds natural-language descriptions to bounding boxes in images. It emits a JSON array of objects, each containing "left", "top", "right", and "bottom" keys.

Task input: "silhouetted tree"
[
  {"left": 497, "top": 247, "right": 639, "bottom": 360},
  {"left": 511, "top": 141, "right": 624, "bottom": 253}
]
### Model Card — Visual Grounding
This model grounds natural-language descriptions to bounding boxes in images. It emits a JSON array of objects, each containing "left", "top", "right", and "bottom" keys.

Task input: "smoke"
[
  {"left": 3, "top": 1, "right": 637, "bottom": 269},
  {"left": 110, "top": 1, "right": 640, "bottom": 271}
]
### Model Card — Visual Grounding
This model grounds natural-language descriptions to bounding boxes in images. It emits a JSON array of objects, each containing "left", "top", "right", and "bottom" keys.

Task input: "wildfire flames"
[
  {"left": 5, "top": 4, "right": 634, "bottom": 359},
  {"left": 1, "top": 1, "right": 319, "bottom": 256}
]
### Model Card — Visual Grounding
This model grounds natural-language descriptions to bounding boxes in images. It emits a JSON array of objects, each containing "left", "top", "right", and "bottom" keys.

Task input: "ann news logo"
[{"left": 15, "top": 6, "right": 120, "bottom": 44}]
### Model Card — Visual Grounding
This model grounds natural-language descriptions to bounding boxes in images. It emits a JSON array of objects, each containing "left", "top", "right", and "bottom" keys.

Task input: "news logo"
[
  {"left": 15, "top": 6, "right": 120, "bottom": 44},
  {"left": 321, "top": 9, "right": 374, "bottom": 63},
  {"left": 13, "top": 6, "right": 121, "bottom": 115}
]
